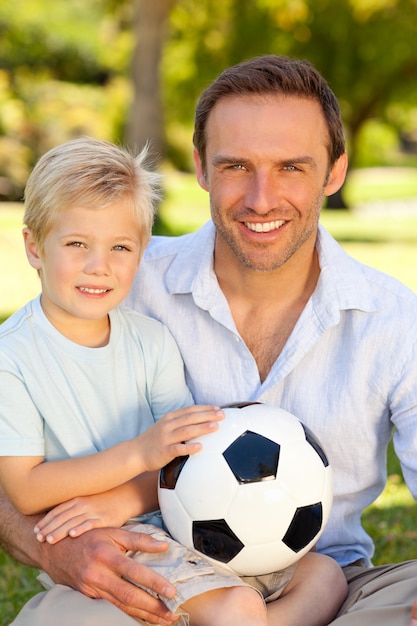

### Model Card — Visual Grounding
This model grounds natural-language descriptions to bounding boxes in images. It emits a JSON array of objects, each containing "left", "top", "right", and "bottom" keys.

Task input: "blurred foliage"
[
  {"left": 354, "top": 120, "right": 400, "bottom": 168},
  {"left": 0, "top": 0, "right": 416, "bottom": 198},
  {"left": 0, "top": 0, "right": 128, "bottom": 80},
  {"left": 163, "top": 0, "right": 417, "bottom": 167},
  {"left": 0, "top": 0, "right": 133, "bottom": 198}
]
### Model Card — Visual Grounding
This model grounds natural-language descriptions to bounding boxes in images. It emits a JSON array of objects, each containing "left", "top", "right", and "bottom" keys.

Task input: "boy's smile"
[{"left": 24, "top": 200, "right": 143, "bottom": 346}]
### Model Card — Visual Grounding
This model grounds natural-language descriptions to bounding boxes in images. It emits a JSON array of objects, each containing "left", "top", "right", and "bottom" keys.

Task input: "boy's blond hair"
[{"left": 24, "top": 136, "right": 162, "bottom": 252}]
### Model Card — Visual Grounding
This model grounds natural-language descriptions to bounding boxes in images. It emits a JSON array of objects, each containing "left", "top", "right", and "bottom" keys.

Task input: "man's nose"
[{"left": 244, "top": 170, "right": 281, "bottom": 214}]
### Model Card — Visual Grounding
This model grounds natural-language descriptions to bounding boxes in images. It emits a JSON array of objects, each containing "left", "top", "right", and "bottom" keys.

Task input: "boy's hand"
[
  {"left": 34, "top": 491, "right": 130, "bottom": 544},
  {"left": 138, "top": 405, "right": 224, "bottom": 472}
]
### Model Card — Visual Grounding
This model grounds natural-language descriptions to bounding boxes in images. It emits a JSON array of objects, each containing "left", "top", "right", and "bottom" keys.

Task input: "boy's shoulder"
[{"left": 0, "top": 300, "right": 36, "bottom": 341}]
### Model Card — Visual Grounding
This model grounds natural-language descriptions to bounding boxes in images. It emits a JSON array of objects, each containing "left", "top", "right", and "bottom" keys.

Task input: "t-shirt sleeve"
[
  {"left": 145, "top": 324, "right": 194, "bottom": 421},
  {"left": 0, "top": 367, "right": 45, "bottom": 457}
]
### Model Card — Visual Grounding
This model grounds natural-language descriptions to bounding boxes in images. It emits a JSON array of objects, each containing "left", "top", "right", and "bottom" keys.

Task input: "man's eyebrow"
[
  {"left": 211, "top": 155, "right": 250, "bottom": 166},
  {"left": 281, "top": 156, "right": 317, "bottom": 167},
  {"left": 211, "top": 155, "right": 317, "bottom": 168}
]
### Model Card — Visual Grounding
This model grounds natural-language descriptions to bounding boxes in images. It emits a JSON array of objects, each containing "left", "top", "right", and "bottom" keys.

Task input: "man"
[{"left": 4, "top": 55, "right": 417, "bottom": 625}]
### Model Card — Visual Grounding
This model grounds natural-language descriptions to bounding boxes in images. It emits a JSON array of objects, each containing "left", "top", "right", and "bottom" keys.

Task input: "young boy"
[{"left": 0, "top": 137, "right": 346, "bottom": 626}]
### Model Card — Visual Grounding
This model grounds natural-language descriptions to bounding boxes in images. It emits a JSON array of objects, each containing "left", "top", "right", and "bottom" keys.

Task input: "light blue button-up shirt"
[{"left": 126, "top": 221, "right": 417, "bottom": 567}]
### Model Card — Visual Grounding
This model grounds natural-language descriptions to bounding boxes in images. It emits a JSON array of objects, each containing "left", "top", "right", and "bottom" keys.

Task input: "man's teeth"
[
  {"left": 245, "top": 220, "right": 285, "bottom": 233},
  {"left": 79, "top": 287, "right": 108, "bottom": 294}
]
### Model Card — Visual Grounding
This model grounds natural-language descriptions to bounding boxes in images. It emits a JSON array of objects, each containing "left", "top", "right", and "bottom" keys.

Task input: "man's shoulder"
[
  {"left": 318, "top": 225, "right": 417, "bottom": 307},
  {"left": 359, "top": 262, "right": 416, "bottom": 302},
  {"left": 143, "top": 221, "right": 214, "bottom": 263},
  {"left": 116, "top": 304, "right": 167, "bottom": 334},
  {"left": 144, "top": 233, "right": 190, "bottom": 259}
]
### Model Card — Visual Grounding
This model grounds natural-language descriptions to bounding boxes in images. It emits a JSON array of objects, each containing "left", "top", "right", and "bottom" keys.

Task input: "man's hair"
[
  {"left": 24, "top": 136, "right": 161, "bottom": 251},
  {"left": 193, "top": 54, "right": 345, "bottom": 173}
]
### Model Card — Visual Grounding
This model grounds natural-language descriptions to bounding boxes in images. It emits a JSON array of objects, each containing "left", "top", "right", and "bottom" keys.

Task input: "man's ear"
[
  {"left": 193, "top": 148, "right": 209, "bottom": 191},
  {"left": 23, "top": 228, "right": 43, "bottom": 270},
  {"left": 324, "top": 152, "right": 348, "bottom": 197}
]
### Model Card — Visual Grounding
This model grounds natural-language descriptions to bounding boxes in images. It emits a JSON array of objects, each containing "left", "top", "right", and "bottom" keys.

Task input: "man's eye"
[{"left": 284, "top": 165, "right": 297, "bottom": 171}]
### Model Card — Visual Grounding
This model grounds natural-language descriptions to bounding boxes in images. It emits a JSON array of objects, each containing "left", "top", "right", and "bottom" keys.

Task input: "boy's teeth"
[
  {"left": 245, "top": 220, "right": 285, "bottom": 233},
  {"left": 79, "top": 287, "right": 108, "bottom": 294}
]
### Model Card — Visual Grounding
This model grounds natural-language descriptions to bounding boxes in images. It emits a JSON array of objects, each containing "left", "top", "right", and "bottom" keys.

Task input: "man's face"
[{"left": 194, "top": 94, "right": 347, "bottom": 273}]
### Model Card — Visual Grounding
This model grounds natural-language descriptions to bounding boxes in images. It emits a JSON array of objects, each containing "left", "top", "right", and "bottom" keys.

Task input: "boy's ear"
[
  {"left": 193, "top": 148, "right": 209, "bottom": 191},
  {"left": 324, "top": 152, "right": 348, "bottom": 197},
  {"left": 23, "top": 228, "right": 42, "bottom": 270}
]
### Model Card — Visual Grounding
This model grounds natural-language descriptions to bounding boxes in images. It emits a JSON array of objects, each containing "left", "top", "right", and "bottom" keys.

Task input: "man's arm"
[
  {"left": 0, "top": 487, "right": 44, "bottom": 566},
  {"left": 0, "top": 488, "right": 178, "bottom": 624}
]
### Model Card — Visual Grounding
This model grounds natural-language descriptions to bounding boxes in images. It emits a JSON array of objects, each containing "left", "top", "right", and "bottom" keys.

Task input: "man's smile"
[{"left": 244, "top": 220, "right": 286, "bottom": 233}]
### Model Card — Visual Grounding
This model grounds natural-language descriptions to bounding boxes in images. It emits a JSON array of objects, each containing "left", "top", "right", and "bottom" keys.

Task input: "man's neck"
[
  {"left": 214, "top": 235, "right": 319, "bottom": 308},
  {"left": 214, "top": 238, "right": 320, "bottom": 382}
]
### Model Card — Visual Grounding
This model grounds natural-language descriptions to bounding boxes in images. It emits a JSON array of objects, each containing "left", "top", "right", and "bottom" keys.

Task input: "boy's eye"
[
  {"left": 67, "top": 241, "right": 84, "bottom": 247},
  {"left": 113, "top": 244, "right": 130, "bottom": 251}
]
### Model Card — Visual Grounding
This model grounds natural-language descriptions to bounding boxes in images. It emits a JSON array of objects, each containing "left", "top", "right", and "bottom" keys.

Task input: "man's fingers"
[
  {"left": 75, "top": 530, "right": 177, "bottom": 623},
  {"left": 410, "top": 599, "right": 417, "bottom": 626}
]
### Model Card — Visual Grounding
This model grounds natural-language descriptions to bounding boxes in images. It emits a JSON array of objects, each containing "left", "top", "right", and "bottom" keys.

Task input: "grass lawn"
[{"left": 1, "top": 166, "right": 417, "bottom": 623}]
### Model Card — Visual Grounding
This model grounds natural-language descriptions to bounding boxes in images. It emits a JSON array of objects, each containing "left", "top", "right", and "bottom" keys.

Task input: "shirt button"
[{"left": 234, "top": 335, "right": 240, "bottom": 342}]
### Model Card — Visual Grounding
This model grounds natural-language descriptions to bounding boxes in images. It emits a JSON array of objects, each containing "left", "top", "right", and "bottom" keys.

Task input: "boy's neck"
[{"left": 40, "top": 297, "right": 111, "bottom": 347}]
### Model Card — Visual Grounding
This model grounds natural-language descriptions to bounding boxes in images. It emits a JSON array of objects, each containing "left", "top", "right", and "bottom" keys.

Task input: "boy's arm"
[
  {"left": 0, "top": 429, "right": 159, "bottom": 515},
  {"left": 34, "top": 471, "right": 159, "bottom": 544},
  {"left": 0, "top": 405, "right": 223, "bottom": 515}
]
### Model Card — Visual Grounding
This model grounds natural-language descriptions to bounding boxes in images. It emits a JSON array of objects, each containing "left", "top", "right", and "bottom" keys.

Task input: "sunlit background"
[{"left": 1, "top": 2, "right": 417, "bottom": 620}]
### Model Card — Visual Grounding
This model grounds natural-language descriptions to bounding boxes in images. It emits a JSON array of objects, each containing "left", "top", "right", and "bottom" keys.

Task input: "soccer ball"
[{"left": 158, "top": 402, "right": 333, "bottom": 576}]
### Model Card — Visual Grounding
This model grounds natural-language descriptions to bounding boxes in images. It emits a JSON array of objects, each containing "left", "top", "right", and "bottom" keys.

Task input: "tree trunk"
[{"left": 126, "top": 0, "right": 176, "bottom": 159}]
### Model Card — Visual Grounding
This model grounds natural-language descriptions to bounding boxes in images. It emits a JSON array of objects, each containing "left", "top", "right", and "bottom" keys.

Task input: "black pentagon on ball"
[
  {"left": 193, "top": 519, "right": 244, "bottom": 563},
  {"left": 283, "top": 502, "right": 323, "bottom": 552},
  {"left": 223, "top": 430, "right": 280, "bottom": 484},
  {"left": 159, "top": 455, "right": 189, "bottom": 490},
  {"left": 301, "top": 424, "right": 329, "bottom": 467}
]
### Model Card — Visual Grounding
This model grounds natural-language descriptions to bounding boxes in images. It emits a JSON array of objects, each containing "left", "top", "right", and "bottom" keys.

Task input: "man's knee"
[{"left": 11, "top": 586, "right": 138, "bottom": 626}]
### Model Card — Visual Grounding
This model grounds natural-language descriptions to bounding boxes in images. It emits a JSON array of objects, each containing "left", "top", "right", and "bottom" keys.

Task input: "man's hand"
[
  {"left": 40, "top": 526, "right": 180, "bottom": 625},
  {"left": 410, "top": 599, "right": 417, "bottom": 626}
]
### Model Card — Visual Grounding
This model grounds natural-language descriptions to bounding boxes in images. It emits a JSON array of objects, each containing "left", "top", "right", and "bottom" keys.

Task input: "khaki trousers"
[{"left": 11, "top": 560, "right": 417, "bottom": 625}]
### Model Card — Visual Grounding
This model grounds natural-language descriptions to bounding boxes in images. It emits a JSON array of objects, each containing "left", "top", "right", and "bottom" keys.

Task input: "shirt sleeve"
[
  {"left": 0, "top": 367, "right": 45, "bottom": 456},
  {"left": 145, "top": 324, "right": 194, "bottom": 421},
  {"left": 390, "top": 334, "right": 417, "bottom": 499}
]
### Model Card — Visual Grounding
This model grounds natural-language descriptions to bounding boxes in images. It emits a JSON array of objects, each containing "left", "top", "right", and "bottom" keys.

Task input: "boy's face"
[{"left": 24, "top": 200, "right": 143, "bottom": 345}]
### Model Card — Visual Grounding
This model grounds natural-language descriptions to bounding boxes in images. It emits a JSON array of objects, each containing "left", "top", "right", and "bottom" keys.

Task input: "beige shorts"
[
  {"left": 126, "top": 523, "right": 296, "bottom": 617},
  {"left": 16, "top": 558, "right": 417, "bottom": 626}
]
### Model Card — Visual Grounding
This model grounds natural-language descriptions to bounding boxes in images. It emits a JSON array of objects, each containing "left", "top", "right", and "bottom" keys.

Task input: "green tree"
[
  {"left": 0, "top": 0, "right": 131, "bottom": 196},
  {"left": 288, "top": 0, "right": 417, "bottom": 165},
  {"left": 1, "top": 0, "right": 417, "bottom": 203},
  {"left": 162, "top": 0, "right": 417, "bottom": 167}
]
